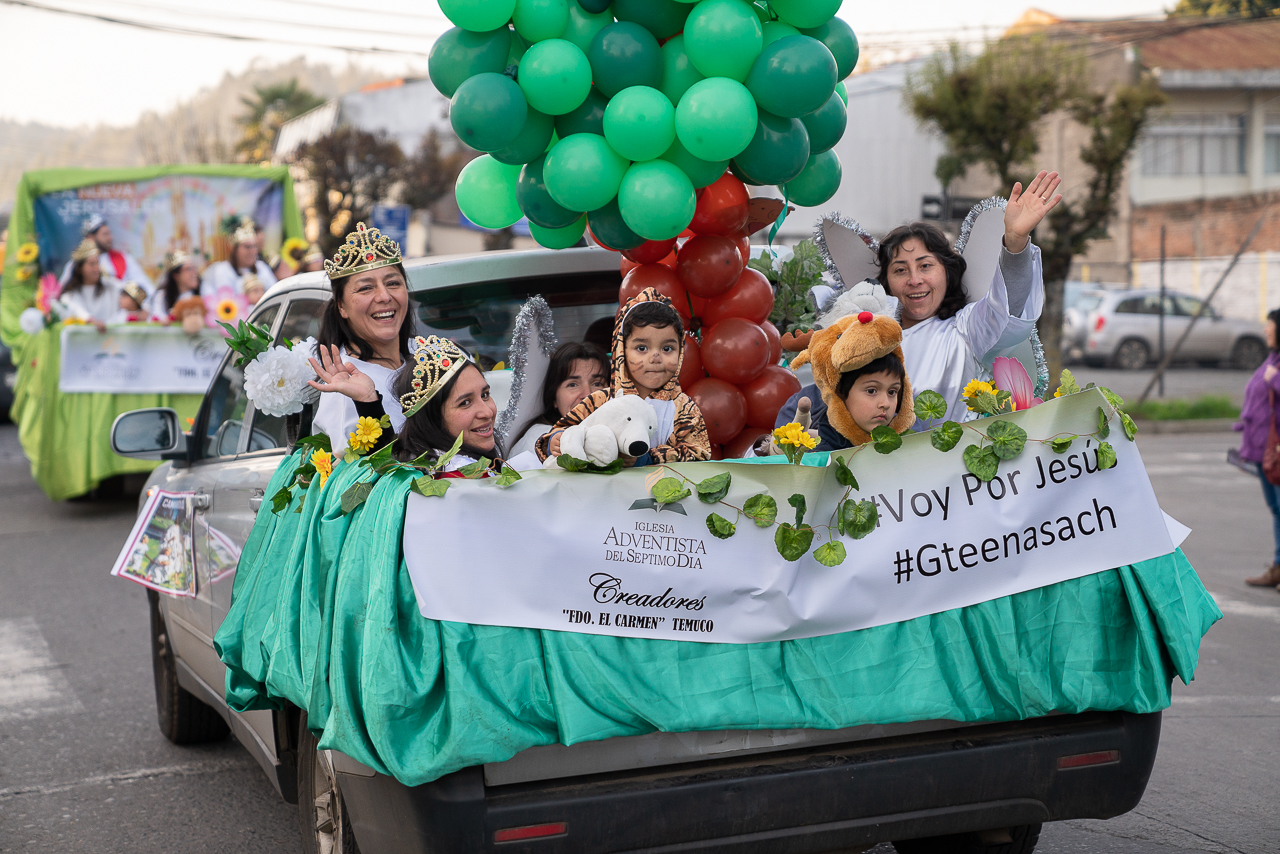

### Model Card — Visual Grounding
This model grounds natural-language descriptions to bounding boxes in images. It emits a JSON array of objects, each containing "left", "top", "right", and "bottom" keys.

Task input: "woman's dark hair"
[
  {"left": 161, "top": 264, "right": 194, "bottom": 311},
  {"left": 836, "top": 352, "right": 906, "bottom": 414},
  {"left": 876, "top": 223, "right": 967, "bottom": 321},
  {"left": 621, "top": 300, "right": 684, "bottom": 341},
  {"left": 318, "top": 262, "right": 414, "bottom": 364},
  {"left": 64, "top": 257, "right": 105, "bottom": 297},
  {"left": 393, "top": 361, "right": 503, "bottom": 463},
  {"left": 1268, "top": 308, "right": 1280, "bottom": 351}
]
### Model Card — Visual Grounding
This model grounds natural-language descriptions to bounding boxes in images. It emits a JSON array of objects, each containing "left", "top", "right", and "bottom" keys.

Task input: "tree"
[
  {"left": 1170, "top": 0, "right": 1280, "bottom": 16},
  {"left": 295, "top": 127, "right": 405, "bottom": 256},
  {"left": 400, "top": 128, "right": 470, "bottom": 212},
  {"left": 237, "top": 79, "right": 326, "bottom": 163},
  {"left": 908, "top": 38, "right": 1165, "bottom": 389}
]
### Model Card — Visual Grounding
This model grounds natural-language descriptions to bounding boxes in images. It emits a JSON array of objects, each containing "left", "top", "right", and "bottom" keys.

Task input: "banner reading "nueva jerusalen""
[{"left": 402, "top": 389, "right": 1185, "bottom": 644}]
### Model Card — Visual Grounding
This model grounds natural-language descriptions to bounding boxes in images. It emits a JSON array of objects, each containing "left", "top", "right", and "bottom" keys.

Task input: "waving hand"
[{"left": 1003, "top": 170, "right": 1062, "bottom": 253}]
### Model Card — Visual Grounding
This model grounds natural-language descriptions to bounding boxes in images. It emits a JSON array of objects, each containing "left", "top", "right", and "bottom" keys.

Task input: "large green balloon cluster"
[{"left": 433, "top": 0, "right": 856, "bottom": 248}]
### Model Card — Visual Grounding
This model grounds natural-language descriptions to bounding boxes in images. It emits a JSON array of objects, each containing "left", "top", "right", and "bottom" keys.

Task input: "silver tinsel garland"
[
  {"left": 495, "top": 295, "right": 558, "bottom": 445},
  {"left": 953, "top": 195, "right": 1006, "bottom": 253},
  {"left": 813, "top": 211, "right": 878, "bottom": 291}
]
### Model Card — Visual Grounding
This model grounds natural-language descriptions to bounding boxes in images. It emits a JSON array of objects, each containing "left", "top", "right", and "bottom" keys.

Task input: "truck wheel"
[
  {"left": 1111, "top": 339, "right": 1150, "bottom": 370},
  {"left": 1231, "top": 337, "right": 1267, "bottom": 371},
  {"left": 297, "top": 714, "right": 361, "bottom": 854},
  {"left": 149, "top": 591, "right": 229, "bottom": 745},
  {"left": 892, "top": 823, "right": 1041, "bottom": 854}
]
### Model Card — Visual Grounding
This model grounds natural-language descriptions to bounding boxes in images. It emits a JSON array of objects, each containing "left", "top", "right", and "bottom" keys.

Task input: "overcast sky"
[{"left": 4, "top": 0, "right": 1169, "bottom": 128}]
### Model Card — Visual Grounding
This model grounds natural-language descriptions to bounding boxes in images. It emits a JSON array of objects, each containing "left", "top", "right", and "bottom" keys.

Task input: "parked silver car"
[
  {"left": 111, "top": 249, "right": 1163, "bottom": 854},
  {"left": 1082, "top": 289, "right": 1267, "bottom": 370}
]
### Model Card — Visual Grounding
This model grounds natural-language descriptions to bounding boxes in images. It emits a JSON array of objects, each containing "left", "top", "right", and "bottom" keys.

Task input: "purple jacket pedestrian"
[{"left": 1240, "top": 308, "right": 1280, "bottom": 588}]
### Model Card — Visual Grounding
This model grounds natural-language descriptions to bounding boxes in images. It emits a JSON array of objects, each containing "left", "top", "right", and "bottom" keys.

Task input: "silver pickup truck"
[{"left": 111, "top": 248, "right": 1162, "bottom": 854}]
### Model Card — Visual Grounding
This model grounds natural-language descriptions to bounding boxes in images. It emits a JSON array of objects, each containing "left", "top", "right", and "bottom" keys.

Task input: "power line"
[{"left": 251, "top": 0, "right": 451, "bottom": 24}]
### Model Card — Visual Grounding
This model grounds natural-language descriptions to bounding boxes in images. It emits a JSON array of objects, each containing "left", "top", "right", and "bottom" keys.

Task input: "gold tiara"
[
  {"left": 71, "top": 238, "right": 98, "bottom": 262},
  {"left": 233, "top": 220, "right": 258, "bottom": 245},
  {"left": 399, "top": 335, "right": 468, "bottom": 417},
  {"left": 324, "top": 222, "right": 402, "bottom": 280}
]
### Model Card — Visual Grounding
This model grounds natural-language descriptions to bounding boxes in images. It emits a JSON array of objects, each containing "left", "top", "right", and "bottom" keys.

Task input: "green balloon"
[
  {"left": 750, "top": 0, "right": 770, "bottom": 22},
  {"left": 799, "top": 91, "right": 846, "bottom": 154},
  {"left": 588, "top": 22, "right": 663, "bottom": 98},
  {"left": 746, "top": 35, "right": 837, "bottom": 119},
  {"left": 518, "top": 39, "right": 592, "bottom": 115},
  {"left": 518, "top": 154, "right": 582, "bottom": 228},
  {"left": 659, "top": 35, "right": 704, "bottom": 107},
  {"left": 683, "top": 0, "right": 763, "bottom": 82},
  {"left": 675, "top": 77, "right": 758, "bottom": 161},
  {"left": 761, "top": 21, "right": 800, "bottom": 49},
  {"left": 451, "top": 72, "right": 528, "bottom": 152},
  {"left": 577, "top": 0, "right": 611, "bottom": 11},
  {"left": 618, "top": 160, "right": 696, "bottom": 240},
  {"left": 555, "top": 87, "right": 608, "bottom": 136},
  {"left": 660, "top": 137, "right": 728, "bottom": 188},
  {"left": 733, "top": 110, "right": 810, "bottom": 185},
  {"left": 611, "top": 0, "right": 690, "bottom": 40},
  {"left": 456, "top": 155, "right": 523, "bottom": 228},
  {"left": 493, "top": 107, "right": 556, "bottom": 164},
  {"left": 769, "top": 0, "right": 841, "bottom": 29},
  {"left": 440, "top": 0, "right": 517, "bottom": 32},
  {"left": 836, "top": 80, "right": 847, "bottom": 105},
  {"left": 508, "top": 29, "right": 529, "bottom": 64},
  {"left": 801, "top": 17, "right": 858, "bottom": 80},
  {"left": 587, "top": 198, "right": 645, "bottom": 250},
  {"left": 543, "top": 133, "right": 631, "bottom": 212},
  {"left": 513, "top": 0, "right": 568, "bottom": 42},
  {"left": 604, "top": 86, "right": 676, "bottom": 162},
  {"left": 730, "top": 160, "right": 765, "bottom": 186},
  {"left": 562, "top": 2, "right": 611, "bottom": 52},
  {"left": 428, "top": 27, "right": 512, "bottom": 99},
  {"left": 784, "top": 149, "right": 842, "bottom": 207},
  {"left": 530, "top": 216, "right": 587, "bottom": 249}
]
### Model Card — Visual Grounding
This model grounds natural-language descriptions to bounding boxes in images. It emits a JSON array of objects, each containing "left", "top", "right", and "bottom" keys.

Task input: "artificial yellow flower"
[
  {"left": 14, "top": 265, "right": 33, "bottom": 281},
  {"left": 15, "top": 242, "right": 38, "bottom": 264},
  {"left": 773, "top": 422, "right": 817, "bottom": 450},
  {"left": 962, "top": 379, "right": 995, "bottom": 399},
  {"left": 216, "top": 299, "right": 238, "bottom": 321},
  {"left": 1053, "top": 386, "right": 1065, "bottom": 398},
  {"left": 281, "top": 236, "right": 309, "bottom": 268},
  {"left": 348, "top": 416, "right": 383, "bottom": 454},
  {"left": 311, "top": 449, "right": 334, "bottom": 489}
]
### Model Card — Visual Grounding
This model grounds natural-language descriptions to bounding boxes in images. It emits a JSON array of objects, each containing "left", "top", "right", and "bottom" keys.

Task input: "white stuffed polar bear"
[{"left": 553, "top": 392, "right": 659, "bottom": 466}]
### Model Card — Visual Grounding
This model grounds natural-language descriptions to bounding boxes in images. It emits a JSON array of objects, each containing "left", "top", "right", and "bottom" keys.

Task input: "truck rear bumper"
[{"left": 337, "top": 710, "right": 1161, "bottom": 854}]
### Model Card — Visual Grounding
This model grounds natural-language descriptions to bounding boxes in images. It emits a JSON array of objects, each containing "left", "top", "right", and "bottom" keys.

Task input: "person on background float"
[
  {"left": 201, "top": 219, "right": 276, "bottom": 297},
  {"left": 61, "top": 238, "right": 119, "bottom": 331},
  {"left": 536, "top": 288, "right": 710, "bottom": 466},
  {"left": 114, "top": 281, "right": 151, "bottom": 323},
  {"left": 298, "top": 244, "right": 325, "bottom": 273},
  {"left": 1239, "top": 307, "right": 1280, "bottom": 592},
  {"left": 60, "top": 214, "right": 153, "bottom": 294},
  {"left": 242, "top": 273, "right": 266, "bottom": 307},
  {"left": 507, "top": 341, "right": 610, "bottom": 459},
  {"left": 152, "top": 251, "right": 201, "bottom": 319}
]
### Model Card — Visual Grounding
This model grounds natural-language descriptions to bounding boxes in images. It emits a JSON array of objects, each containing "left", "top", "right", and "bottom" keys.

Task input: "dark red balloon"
[
  {"left": 623, "top": 237, "right": 678, "bottom": 264},
  {"left": 733, "top": 233, "right": 752, "bottom": 266},
  {"left": 760, "top": 320, "right": 782, "bottom": 364},
  {"left": 702, "top": 267, "right": 775, "bottom": 327},
  {"left": 724, "top": 424, "right": 768, "bottom": 458},
  {"left": 689, "top": 293, "right": 708, "bottom": 317},
  {"left": 742, "top": 365, "right": 801, "bottom": 429},
  {"left": 619, "top": 264, "right": 689, "bottom": 321},
  {"left": 678, "top": 332, "right": 704, "bottom": 390},
  {"left": 689, "top": 377, "right": 747, "bottom": 445},
  {"left": 689, "top": 173, "right": 749, "bottom": 236},
  {"left": 709, "top": 443, "right": 725, "bottom": 461},
  {"left": 675, "top": 234, "right": 744, "bottom": 298},
  {"left": 701, "top": 318, "right": 770, "bottom": 385}
]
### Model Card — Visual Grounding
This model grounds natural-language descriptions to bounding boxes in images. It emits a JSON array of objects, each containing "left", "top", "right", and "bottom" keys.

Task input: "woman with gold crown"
[
  {"left": 200, "top": 218, "right": 277, "bottom": 297},
  {"left": 61, "top": 238, "right": 121, "bottom": 330}
]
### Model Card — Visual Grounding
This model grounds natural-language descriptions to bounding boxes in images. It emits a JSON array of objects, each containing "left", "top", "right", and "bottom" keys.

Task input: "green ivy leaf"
[
  {"left": 1097, "top": 441, "right": 1118, "bottom": 470},
  {"left": 495, "top": 465, "right": 522, "bottom": 488},
  {"left": 971, "top": 389, "right": 1000, "bottom": 415},
  {"left": 840, "top": 498, "right": 878, "bottom": 539},
  {"left": 963, "top": 444, "right": 999, "bottom": 482},
  {"left": 1099, "top": 386, "right": 1125, "bottom": 410},
  {"left": 833, "top": 456, "right": 859, "bottom": 489},
  {"left": 295, "top": 433, "right": 332, "bottom": 454},
  {"left": 995, "top": 389, "right": 1013, "bottom": 413},
  {"left": 361, "top": 442, "right": 395, "bottom": 471},
  {"left": 696, "top": 472, "right": 732, "bottom": 504},
  {"left": 340, "top": 481, "right": 374, "bottom": 513},
  {"left": 914, "top": 389, "right": 948, "bottom": 421},
  {"left": 653, "top": 477, "right": 691, "bottom": 505},
  {"left": 788, "top": 493, "right": 807, "bottom": 526},
  {"left": 813, "top": 541, "right": 847, "bottom": 567},
  {"left": 435, "top": 431, "right": 467, "bottom": 472},
  {"left": 775, "top": 523, "right": 815, "bottom": 562},
  {"left": 1121, "top": 413, "right": 1138, "bottom": 441},
  {"left": 556, "top": 454, "right": 588, "bottom": 472},
  {"left": 986, "top": 420, "right": 1028, "bottom": 460},
  {"left": 270, "top": 486, "right": 292, "bottom": 515},
  {"left": 743, "top": 493, "right": 777, "bottom": 527},
  {"left": 457, "top": 457, "right": 491, "bottom": 479},
  {"left": 410, "top": 476, "right": 450, "bottom": 497},
  {"left": 705, "top": 512, "right": 736, "bottom": 539},
  {"left": 1097, "top": 406, "right": 1111, "bottom": 440},
  {"left": 871, "top": 425, "right": 903, "bottom": 455},
  {"left": 379, "top": 414, "right": 391, "bottom": 428},
  {"left": 1050, "top": 435, "right": 1076, "bottom": 453},
  {"left": 931, "top": 421, "right": 963, "bottom": 452},
  {"left": 1058, "top": 369, "right": 1081, "bottom": 395}
]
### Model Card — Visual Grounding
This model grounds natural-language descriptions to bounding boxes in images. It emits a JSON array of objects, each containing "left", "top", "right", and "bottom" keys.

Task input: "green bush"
[{"left": 1129, "top": 395, "right": 1240, "bottom": 421}]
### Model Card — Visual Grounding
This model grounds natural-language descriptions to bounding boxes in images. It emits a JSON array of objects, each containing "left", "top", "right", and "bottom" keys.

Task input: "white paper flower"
[
  {"left": 243, "top": 345, "right": 316, "bottom": 417},
  {"left": 19, "top": 307, "right": 45, "bottom": 336}
]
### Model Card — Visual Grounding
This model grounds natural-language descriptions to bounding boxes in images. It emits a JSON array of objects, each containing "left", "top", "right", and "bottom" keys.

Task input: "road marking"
[
  {"left": 1171, "top": 695, "right": 1280, "bottom": 705},
  {"left": 1210, "top": 594, "right": 1280, "bottom": 623},
  {"left": 0, "top": 759, "right": 246, "bottom": 800},
  {"left": 0, "top": 617, "right": 84, "bottom": 722}
]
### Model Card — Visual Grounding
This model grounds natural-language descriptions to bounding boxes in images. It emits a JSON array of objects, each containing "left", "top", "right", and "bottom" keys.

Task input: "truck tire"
[
  {"left": 1231, "top": 336, "right": 1267, "bottom": 371},
  {"left": 1111, "top": 339, "right": 1150, "bottom": 370},
  {"left": 149, "top": 591, "right": 229, "bottom": 745},
  {"left": 297, "top": 713, "right": 361, "bottom": 854},
  {"left": 892, "top": 823, "right": 1041, "bottom": 854}
]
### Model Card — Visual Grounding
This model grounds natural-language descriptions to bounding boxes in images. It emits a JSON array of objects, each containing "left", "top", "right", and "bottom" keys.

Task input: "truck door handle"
[
  {"left": 192, "top": 493, "right": 211, "bottom": 511},
  {"left": 248, "top": 493, "right": 263, "bottom": 514}
]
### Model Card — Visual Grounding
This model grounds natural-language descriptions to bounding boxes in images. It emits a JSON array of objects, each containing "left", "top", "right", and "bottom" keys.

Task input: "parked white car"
[{"left": 1081, "top": 289, "right": 1267, "bottom": 370}]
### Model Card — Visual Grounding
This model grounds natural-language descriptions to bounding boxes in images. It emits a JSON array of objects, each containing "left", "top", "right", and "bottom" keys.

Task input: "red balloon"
[
  {"left": 623, "top": 238, "right": 678, "bottom": 264},
  {"left": 658, "top": 249, "right": 677, "bottom": 267},
  {"left": 689, "top": 293, "right": 708, "bottom": 317},
  {"left": 724, "top": 425, "right": 768, "bottom": 459},
  {"left": 742, "top": 365, "right": 801, "bottom": 429},
  {"left": 619, "top": 265, "right": 689, "bottom": 323},
  {"left": 675, "top": 234, "right": 744, "bottom": 298},
  {"left": 689, "top": 377, "right": 747, "bottom": 445},
  {"left": 709, "top": 443, "right": 725, "bottom": 461},
  {"left": 702, "top": 268, "right": 775, "bottom": 327},
  {"left": 689, "top": 173, "right": 749, "bottom": 236},
  {"left": 760, "top": 320, "right": 782, "bottom": 364},
  {"left": 621, "top": 257, "right": 638, "bottom": 277},
  {"left": 678, "top": 332, "right": 704, "bottom": 390},
  {"left": 701, "top": 318, "right": 770, "bottom": 385},
  {"left": 733, "top": 233, "right": 752, "bottom": 267}
]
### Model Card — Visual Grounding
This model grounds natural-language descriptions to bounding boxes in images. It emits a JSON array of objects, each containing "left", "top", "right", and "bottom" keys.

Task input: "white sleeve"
[
  {"left": 954, "top": 243, "right": 1044, "bottom": 361},
  {"left": 125, "top": 255, "right": 155, "bottom": 291},
  {"left": 312, "top": 391, "right": 357, "bottom": 461},
  {"left": 255, "top": 261, "right": 278, "bottom": 287}
]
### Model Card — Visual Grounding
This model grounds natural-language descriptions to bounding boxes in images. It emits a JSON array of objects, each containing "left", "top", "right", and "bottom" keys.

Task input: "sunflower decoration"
[
  {"left": 280, "top": 237, "right": 310, "bottom": 271},
  {"left": 347, "top": 416, "right": 383, "bottom": 456},
  {"left": 217, "top": 299, "right": 239, "bottom": 322},
  {"left": 15, "top": 242, "right": 38, "bottom": 264}
]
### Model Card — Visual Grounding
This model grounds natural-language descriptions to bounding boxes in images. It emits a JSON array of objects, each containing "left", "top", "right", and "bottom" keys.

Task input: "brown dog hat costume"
[{"left": 789, "top": 310, "right": 916, "bottom": 446}]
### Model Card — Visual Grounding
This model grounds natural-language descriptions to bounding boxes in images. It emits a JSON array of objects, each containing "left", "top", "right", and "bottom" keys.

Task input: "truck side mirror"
[{"left": 111, "top": 408, "right": 185, "bottom": 460}]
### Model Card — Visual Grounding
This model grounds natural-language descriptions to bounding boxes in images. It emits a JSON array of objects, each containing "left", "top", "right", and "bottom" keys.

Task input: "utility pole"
[{"left": 1158, "top": 225, "right": 1166, "bottom": 398}]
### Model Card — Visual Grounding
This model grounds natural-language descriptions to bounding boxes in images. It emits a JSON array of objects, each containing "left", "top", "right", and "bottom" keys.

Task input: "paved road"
[
  {"left": 1, "top": 424, "right": 1276, "bottom": 853},
  {"left": 1068, "top": 365, "right": 1253, "bottom": 408}
]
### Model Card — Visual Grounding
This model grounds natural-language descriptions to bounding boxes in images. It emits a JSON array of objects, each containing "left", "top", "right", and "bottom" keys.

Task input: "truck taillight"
[
  {"left": 495, "top": 823, "right": 568, "bottom": 843},
  {"left": 1057, "top": 749, "right": 1120, "bottom": 769},
  {"left": 1094, "top": 316, "right": 1106, "bottom": 332}
]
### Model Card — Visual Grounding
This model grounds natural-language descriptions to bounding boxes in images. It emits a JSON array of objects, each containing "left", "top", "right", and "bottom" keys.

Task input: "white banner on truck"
[
  {"left": 59, "top": 325, "right": 226, "bottom": 394},
  {"left": 403, "top": 390, "right": 1184, "bottom": 644}
]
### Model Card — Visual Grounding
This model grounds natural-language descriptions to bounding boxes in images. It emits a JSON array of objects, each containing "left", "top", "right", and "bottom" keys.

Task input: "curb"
[{"left": 1132, "top": 417, "right": 1238, "bottom": 434}]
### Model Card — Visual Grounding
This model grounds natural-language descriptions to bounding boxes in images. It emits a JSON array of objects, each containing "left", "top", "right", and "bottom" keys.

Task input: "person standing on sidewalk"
[{"left": 1239, "top": 307, "right": 1280, "bottom": 590}]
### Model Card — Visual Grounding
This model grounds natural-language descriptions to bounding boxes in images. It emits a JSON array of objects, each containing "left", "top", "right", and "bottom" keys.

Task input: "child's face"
[
  {"left": 624, "top": 325, "right": 681, "bottom": 397},
  {"left": 843, "top": 371, "right": 902, "bottom": 433}
]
